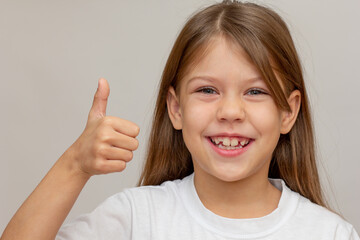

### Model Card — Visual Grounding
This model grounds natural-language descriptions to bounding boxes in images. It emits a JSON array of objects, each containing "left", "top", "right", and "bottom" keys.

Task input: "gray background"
[{"left": 1, "top": 0, "right": 359, "bottom": 234}]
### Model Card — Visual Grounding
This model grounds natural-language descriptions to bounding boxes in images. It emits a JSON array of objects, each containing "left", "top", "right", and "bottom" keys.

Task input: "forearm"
[
  {"left": 1, "top": 149, "right": 90, "bottom": 240},
  {"left": 1, "top": 78, "right": 138, "bottom": 239}
]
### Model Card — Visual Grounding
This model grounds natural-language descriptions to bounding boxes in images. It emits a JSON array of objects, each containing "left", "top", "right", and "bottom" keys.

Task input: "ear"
[
  {"left": 167, "top": 86, "right": 182, "bottom": 130},
  {"left": 280, "top": 90, "right": 301, "bottom": 134}
]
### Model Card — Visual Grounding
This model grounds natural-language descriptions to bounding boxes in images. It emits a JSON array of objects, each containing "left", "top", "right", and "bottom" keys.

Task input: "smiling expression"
[{"left": 167, "top": 36, "right": 298, "bottom": 184}]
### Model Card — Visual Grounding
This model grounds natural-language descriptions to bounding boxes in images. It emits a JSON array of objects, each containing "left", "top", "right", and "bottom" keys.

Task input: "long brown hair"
[{"left": 138, "top": 0, "right": 328, "bottom": 209}]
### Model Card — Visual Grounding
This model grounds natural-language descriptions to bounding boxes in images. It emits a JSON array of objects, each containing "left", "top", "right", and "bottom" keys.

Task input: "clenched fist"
[{"left": 68, "top": 78, "right": 140, "bottom": 177}]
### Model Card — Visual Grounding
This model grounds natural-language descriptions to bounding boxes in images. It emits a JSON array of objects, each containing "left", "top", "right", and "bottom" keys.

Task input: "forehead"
[{"left": 180, "top": 36, "right": 262, "bottom": 86}]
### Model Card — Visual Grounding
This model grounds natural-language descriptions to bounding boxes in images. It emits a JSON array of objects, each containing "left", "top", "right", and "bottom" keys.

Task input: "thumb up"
[
  {"left": 68, "top": 78, "right": 140, "bottom": 177},
  {"left": 88, "top": 78, "right": 110, "bottom": 121}
]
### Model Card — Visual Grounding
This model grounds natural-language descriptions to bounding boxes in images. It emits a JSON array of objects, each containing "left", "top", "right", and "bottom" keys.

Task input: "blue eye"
[
  {"left": 197, "top": 87, "right": 217, "bottom": 94},
  {"left": 247, "top": 88, "right": 266, "bottom": 95}
]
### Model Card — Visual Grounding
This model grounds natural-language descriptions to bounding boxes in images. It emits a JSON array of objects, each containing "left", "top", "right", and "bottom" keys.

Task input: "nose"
[{"left": 216, "top": 95, "right": 246, "bottom": 123}]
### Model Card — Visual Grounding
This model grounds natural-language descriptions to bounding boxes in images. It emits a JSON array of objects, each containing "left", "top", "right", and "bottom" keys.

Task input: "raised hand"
[
  {"left": 69, "top": 78, "right": 140, "bottom": 176},
  {"left": 1, "top": 78, "right": 140, "bottom": 240}
]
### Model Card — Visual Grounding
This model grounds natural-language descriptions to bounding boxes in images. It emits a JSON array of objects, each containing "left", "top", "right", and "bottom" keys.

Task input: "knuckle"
[
  {"left": 96, "top": 131, "right": 110, "bottom": 142},
  {"left": 93, "top": 160, "right": 105, "bottom": 172},
  {"left": 101, "top": 116, "right": 113, "bottom": 126},
  {"left": 96, "top": 145, "right": 108, "bottom": 157}
]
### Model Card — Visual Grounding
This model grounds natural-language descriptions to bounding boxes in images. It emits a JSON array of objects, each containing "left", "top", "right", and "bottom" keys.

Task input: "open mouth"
[{"left": 208, "top": 136, "right": 252, "bottom": 150}]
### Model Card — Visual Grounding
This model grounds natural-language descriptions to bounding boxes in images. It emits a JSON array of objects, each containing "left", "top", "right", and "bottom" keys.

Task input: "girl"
[{"left": 2, "top": 1, "right": 359, "bottom": 239}]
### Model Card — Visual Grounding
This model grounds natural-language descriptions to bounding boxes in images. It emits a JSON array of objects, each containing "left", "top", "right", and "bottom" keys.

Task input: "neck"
[{"left": 193, "top": 172, "right": 281, "bottom": 219}]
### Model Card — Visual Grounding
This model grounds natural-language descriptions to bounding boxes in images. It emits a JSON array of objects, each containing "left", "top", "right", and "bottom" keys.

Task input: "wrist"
[{"left": 57, "top": 147, "right": 91, "bottom": 182}]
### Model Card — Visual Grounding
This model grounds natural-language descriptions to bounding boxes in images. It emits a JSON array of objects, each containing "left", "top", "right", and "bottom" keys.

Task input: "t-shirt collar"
[{"left": 177, "top": 173, "right": 300, "bottom": 238}]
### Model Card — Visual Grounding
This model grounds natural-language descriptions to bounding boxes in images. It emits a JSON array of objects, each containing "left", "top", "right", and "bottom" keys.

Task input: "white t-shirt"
[{"left": 57, "top": 173, "right": 359, "bottom": 239}]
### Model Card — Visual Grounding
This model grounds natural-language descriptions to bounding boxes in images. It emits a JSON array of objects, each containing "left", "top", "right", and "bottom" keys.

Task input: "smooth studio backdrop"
[{"left": 1, "top": 0, "right": 359, "bottom": 234}]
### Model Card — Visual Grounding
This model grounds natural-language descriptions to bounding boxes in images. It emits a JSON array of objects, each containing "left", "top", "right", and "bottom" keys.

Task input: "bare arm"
[
  {"left": 1, "top": 149, "right": 89, "bottom": 240},
  {"left": 1, "top": 78, "right": 139, "bottom": 240}
]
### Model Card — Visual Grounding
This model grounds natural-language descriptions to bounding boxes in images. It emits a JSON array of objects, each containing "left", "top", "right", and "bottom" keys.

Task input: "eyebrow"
[{"left": 186, "top": 75, "right": 264, "bottom": 87}]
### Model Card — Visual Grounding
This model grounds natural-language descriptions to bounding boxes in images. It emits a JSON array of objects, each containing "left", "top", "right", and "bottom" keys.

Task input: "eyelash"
[
  {"left": 196, "top": 87, "right": 267, "bottom": 96},
  {"left": 196, "top": 87, "right": 217, "bottom": 94},
  {"left": 247, "top": 88, "right": 267, "bottom": 96}
]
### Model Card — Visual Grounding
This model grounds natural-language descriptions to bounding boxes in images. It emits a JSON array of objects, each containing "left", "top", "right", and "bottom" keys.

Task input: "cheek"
[
  {"left": 181, "top": 100, "right": 214, "bottom": 130},
  {"left": 248, "top": 103, "right": 282, "bottom": 135},
  {"left": 180, "top": 101, "right": 215, "bottom": 155}
]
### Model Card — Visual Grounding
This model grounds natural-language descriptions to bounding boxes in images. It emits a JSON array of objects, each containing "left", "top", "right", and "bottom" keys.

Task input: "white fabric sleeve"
[
  {"left": 56, "top": 191, "right": 132, "bottom": 240},
  {"left": 334, "top": 223, "right": 360, "bottom": 240},
  {"left": 349, "top": 226, "right": 360, "bottom": 240}
]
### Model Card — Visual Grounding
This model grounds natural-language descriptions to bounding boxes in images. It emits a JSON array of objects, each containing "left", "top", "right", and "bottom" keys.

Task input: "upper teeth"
[{"left": 211, "top": 137, "right": 249, "bottom": 147}]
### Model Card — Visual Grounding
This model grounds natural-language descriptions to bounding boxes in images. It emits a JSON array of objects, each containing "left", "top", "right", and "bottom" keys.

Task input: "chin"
[{"left": 211, "top": 169, "right": 250, "bottom": 183}]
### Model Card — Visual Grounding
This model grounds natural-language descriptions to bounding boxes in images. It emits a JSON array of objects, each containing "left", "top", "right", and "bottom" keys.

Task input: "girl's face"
[{"left": 167, "top": 36, "right": 300, "bottom": 184}]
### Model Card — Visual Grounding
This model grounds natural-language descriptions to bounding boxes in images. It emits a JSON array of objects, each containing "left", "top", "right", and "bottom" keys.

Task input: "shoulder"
[
  {"left": 298, "top": 196, "right": 357, "bottom": 235},
  {"left": 122, "top": 175, "right": 188, "bottom": 199},
  {"left": 282, "top": 183, "right": 359, "bottom": 239},
  {"left": 109, "top": 175, "right": 191, "bottom": 212},
  {"left": 57, "top": 176, "right": 192, "bottom": 239}
]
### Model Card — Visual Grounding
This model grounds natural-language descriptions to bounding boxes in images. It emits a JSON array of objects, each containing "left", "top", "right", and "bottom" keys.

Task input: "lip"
[
  {"left": 208, "top": 132, "right": 250, "bottom": 138},
  {"left": 206, "top": 137, "right": 253, "bottom": 157}
]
